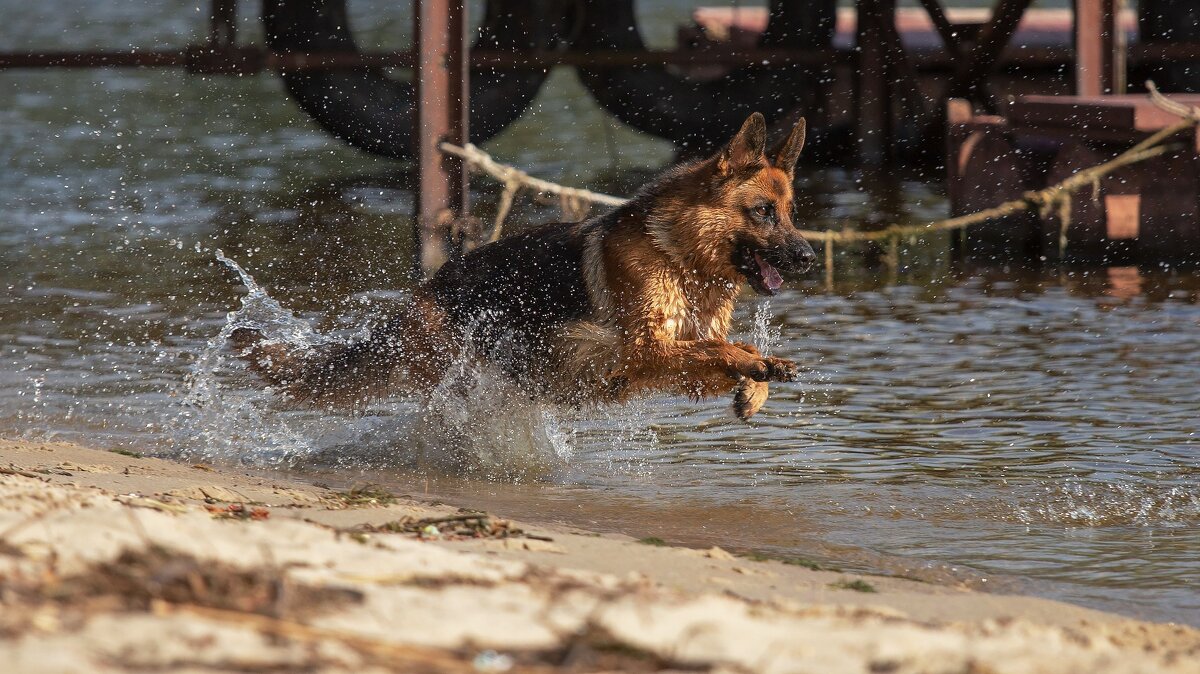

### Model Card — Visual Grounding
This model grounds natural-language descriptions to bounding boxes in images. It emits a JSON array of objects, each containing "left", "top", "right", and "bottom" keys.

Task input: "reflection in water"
[
  {"left": 2, "top": 0, "right": 1199, "bottom": 628},
  {"left": 1106, "top": 266, "right": 1143, "bottom": 300}
]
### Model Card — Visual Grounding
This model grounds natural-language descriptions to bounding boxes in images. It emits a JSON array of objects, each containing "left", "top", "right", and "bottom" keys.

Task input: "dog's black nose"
[{"left": 794, "top": 244, "right": 817, "bottom": 271}]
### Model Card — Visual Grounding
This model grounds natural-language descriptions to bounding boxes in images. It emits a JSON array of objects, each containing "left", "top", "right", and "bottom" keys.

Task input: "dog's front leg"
[
  {"left": 728, "top": 341, "right": 775, "bottom": 420},
  {"left": 610, "top": 339, "right": 795, "bottom": 404},
  {"left": 733, "top": 378, "right": 770, "bottom": 420}
]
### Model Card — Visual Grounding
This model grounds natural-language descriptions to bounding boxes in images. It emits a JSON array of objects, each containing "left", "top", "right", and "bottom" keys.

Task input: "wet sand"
[{"left": 1, "top": 438, "right": 1198, "bottom": 673}]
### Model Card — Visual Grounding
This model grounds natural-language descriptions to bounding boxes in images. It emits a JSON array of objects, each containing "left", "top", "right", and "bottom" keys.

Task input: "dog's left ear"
[
  {"left": 716, "top": 112, "right": 767, "bottom": 177},
  {"left": 771, "top": 117, "right": 806, "bottom": 175}
]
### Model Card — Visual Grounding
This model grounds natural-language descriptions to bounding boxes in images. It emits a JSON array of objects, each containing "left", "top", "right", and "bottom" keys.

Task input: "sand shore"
[{"left": 1, "top": 438, "right": 1197, "bottom": 673}]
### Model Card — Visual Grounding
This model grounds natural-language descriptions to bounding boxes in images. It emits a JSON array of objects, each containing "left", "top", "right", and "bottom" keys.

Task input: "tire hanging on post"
[
  {"left": 262, "top": 0, "right": 570, "bottom": 159},
  {"left": 571, "top": 0, "right": 836, "bottom": 154}
]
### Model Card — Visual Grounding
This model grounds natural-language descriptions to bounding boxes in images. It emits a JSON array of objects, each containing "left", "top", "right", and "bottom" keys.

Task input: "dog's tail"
[{"left": 229, "top": 297, "right": 453, "bottom": 408}]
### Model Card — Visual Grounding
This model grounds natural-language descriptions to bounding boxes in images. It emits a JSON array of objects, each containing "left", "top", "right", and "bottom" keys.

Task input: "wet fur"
[{"left": 233, "top": 114, "right": 814, "bottom": 420}]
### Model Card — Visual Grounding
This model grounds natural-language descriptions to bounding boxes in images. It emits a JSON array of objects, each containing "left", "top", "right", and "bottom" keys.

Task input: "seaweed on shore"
[
  {"left": 354, "top": 512, "right": 552, "bottom": 542},
  {"left": 830, "top": 579, "right": 877, "bottom": 593},
  {"left": 330, "top": 484, "right": 398, "bottom": 507}
]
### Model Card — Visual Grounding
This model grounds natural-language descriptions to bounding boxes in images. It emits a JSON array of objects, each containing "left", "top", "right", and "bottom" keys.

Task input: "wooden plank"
[
  {"left": 1104, "top": 194, "right": 1140, "bottom": 240},
  {"left": 1012, "top": 94, "right": 1200, "bottom": 130}
]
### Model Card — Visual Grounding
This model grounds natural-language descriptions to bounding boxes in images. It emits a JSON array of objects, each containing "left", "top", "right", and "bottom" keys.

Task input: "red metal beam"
[
  {"left": 414, "top": 0, "right": 469, "bottom": 276},
  {"left": 0, "top": 48, "right": 849, "bottom": 71},
  {"left": 1075, "top": 0, "right": 1125, "bottom": 95},
  {"left": 0, "top": 51, "right": 191, "bottom": 68}
]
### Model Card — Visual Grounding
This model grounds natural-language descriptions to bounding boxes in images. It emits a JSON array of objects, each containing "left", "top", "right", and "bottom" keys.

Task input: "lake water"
[{"left": 2, "top": 0, "right": 1197, "bottom": 626}]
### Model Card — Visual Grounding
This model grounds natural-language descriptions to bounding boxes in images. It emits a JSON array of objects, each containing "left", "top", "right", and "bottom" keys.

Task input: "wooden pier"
[{"left": 948, "top": 94, "right": 1200, "bottom": 265}]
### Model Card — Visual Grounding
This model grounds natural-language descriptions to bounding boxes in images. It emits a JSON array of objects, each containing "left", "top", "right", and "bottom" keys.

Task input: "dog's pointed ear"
[
  {"left": 716, "top": 112, "right": 767, "bottom": 177},
  {"left": 771, "top": 117, "right": 806, "bottom": 175}
]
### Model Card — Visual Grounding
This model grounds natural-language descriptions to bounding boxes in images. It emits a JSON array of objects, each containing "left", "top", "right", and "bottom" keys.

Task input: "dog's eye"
[{"left": 752, "top": 204, "right": 771, "bottom": 218}]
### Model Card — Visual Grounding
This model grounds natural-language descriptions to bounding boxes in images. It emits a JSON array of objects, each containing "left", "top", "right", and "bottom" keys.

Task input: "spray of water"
[
  {"left": 169, "top": 251, "right": 641, "bottom": 480},
  {"left": 749, "top": 300, "right": 781, "bottom": 356},
  {"left": 1015, "top": 478, "right": 1200, "bottom": 527},
  {"left": 170, "top": 250, "right": 334, "bottom": 466}
]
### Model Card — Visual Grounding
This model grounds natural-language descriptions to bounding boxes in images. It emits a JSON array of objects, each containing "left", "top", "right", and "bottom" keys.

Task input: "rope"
[{"left": 439, "top": 87, "right": 1198, "bottom": 277}]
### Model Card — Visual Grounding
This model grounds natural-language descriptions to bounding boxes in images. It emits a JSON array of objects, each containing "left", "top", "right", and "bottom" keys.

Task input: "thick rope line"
[
  {"left": 440, "top": 87, "right": 1197, "bottom": 258},
  {"left": 439, "top": 142, "right": 626, "bottom": 208}
]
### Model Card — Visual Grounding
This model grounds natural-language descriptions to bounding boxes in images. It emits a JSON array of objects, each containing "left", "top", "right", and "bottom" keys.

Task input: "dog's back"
[{"left": 425, "top": 220, "right": 591, "bottom": 358}]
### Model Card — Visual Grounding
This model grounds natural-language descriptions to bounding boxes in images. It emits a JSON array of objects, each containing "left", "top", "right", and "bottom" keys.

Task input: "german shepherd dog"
[{"left": 232, "top": 113, "right": 816, "bottom": 420}]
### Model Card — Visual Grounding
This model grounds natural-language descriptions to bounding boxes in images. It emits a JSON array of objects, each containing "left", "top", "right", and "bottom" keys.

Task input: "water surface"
[{"left": 2, "top": 0, "right": 1198, "bottom": 626}]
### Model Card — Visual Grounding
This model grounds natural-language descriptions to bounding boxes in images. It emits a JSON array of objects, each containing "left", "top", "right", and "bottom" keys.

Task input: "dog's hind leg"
[{"left": 230, "top": 294, "right": 455, "bottom": 408}]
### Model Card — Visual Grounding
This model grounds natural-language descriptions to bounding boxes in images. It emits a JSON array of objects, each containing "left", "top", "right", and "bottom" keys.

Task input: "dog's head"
[{"left": 702, "top": 113, "right": 817, "bottom": 296}]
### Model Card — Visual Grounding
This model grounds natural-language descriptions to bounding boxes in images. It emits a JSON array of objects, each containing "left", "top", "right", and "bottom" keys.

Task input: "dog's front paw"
[
  {"left": 761, "top": 356, "right": 798, "bottom": 382},
  {"left": 733, "top": 377, "right": 769, "bottom": 421},
  {"left": 739, "top": 356, "right": 797, "bottom": 382}
]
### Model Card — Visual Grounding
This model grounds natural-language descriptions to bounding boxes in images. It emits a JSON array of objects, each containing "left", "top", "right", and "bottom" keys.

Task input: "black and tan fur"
[{"left": 232, "top": 113, "right": 816, "bottom": 420}]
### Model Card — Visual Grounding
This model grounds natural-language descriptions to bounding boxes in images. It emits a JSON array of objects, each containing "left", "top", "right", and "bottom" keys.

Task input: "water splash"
[
  {"left": 170, "top": 251, "right": 334, "bottom": 466},
  {"left": 1015, "top": 479, "right": 1200, "bottom": 527},
  {"left": 212, "top": 249, "right": 329, "bottom": 347},
  {"left": 749, "top": 301, "right": 781, "bottom": 356},
  {"left": 168, "top": 251, "right": 619, "bottom": 479}
]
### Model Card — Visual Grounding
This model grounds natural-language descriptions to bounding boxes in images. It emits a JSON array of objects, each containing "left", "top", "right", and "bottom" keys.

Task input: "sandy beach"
[{"left": 1, "top": 438, "right": 1197, "bottom": 673}]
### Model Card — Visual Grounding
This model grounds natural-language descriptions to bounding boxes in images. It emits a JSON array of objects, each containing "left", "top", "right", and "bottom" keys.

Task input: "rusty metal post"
[
  {"left": 1075, "top": 0, "right": 1125, "bottom": 95},
  {"left": 855, "top": 0, "right": 895, "bottom": 165},
  {"left": 414, "top": 0, "right": 469, "bottom": 276}
]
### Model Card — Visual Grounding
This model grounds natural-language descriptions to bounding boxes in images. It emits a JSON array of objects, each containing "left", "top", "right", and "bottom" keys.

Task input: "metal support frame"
[
  {"left": 856, "top": 0, "right": 895, "bottom": 166},
  {"left": 414, "top": 0, "right": 469, "bottom": 276},
  {"left": 944, "top": 0, "right": 1036, "bottom": 104},
  {"left": 6, "top": 44, "right": 1200, "bottom": 75},
  {"left": 1075, "top": 0, "right": 1126, "bottom": 96},
  {"left": 917, "top": 0, "right": 964, "bottom": 57},
  {"left": 0, "top": 0, "right": 1176, "bottom": 182}
]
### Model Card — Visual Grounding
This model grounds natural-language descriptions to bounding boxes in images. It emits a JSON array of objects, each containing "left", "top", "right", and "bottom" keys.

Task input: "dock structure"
[
  {"left": 3, "top": 1, "right": 1199, "bottom": 269},
  {"left": 948, "top": 94, "right": 1200, "bottom": 266}
]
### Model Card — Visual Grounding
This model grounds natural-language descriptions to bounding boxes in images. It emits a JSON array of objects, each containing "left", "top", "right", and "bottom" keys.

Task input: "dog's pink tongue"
[{"left": 754, "top": 252, "right": 783, "bottom": 290}]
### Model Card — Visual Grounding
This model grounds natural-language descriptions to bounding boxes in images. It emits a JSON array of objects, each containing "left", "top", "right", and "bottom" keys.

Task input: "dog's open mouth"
[{"left": 736, "top": 246, "right": 784, "bottom": 296}]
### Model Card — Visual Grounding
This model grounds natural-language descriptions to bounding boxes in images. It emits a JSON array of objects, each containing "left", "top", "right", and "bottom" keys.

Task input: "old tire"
[
  {"left": 571, "top": 0, "right": 836, "bottom": 153},
  {"left": 262, "top": 0, "right": 569, "bottom": 159}
]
